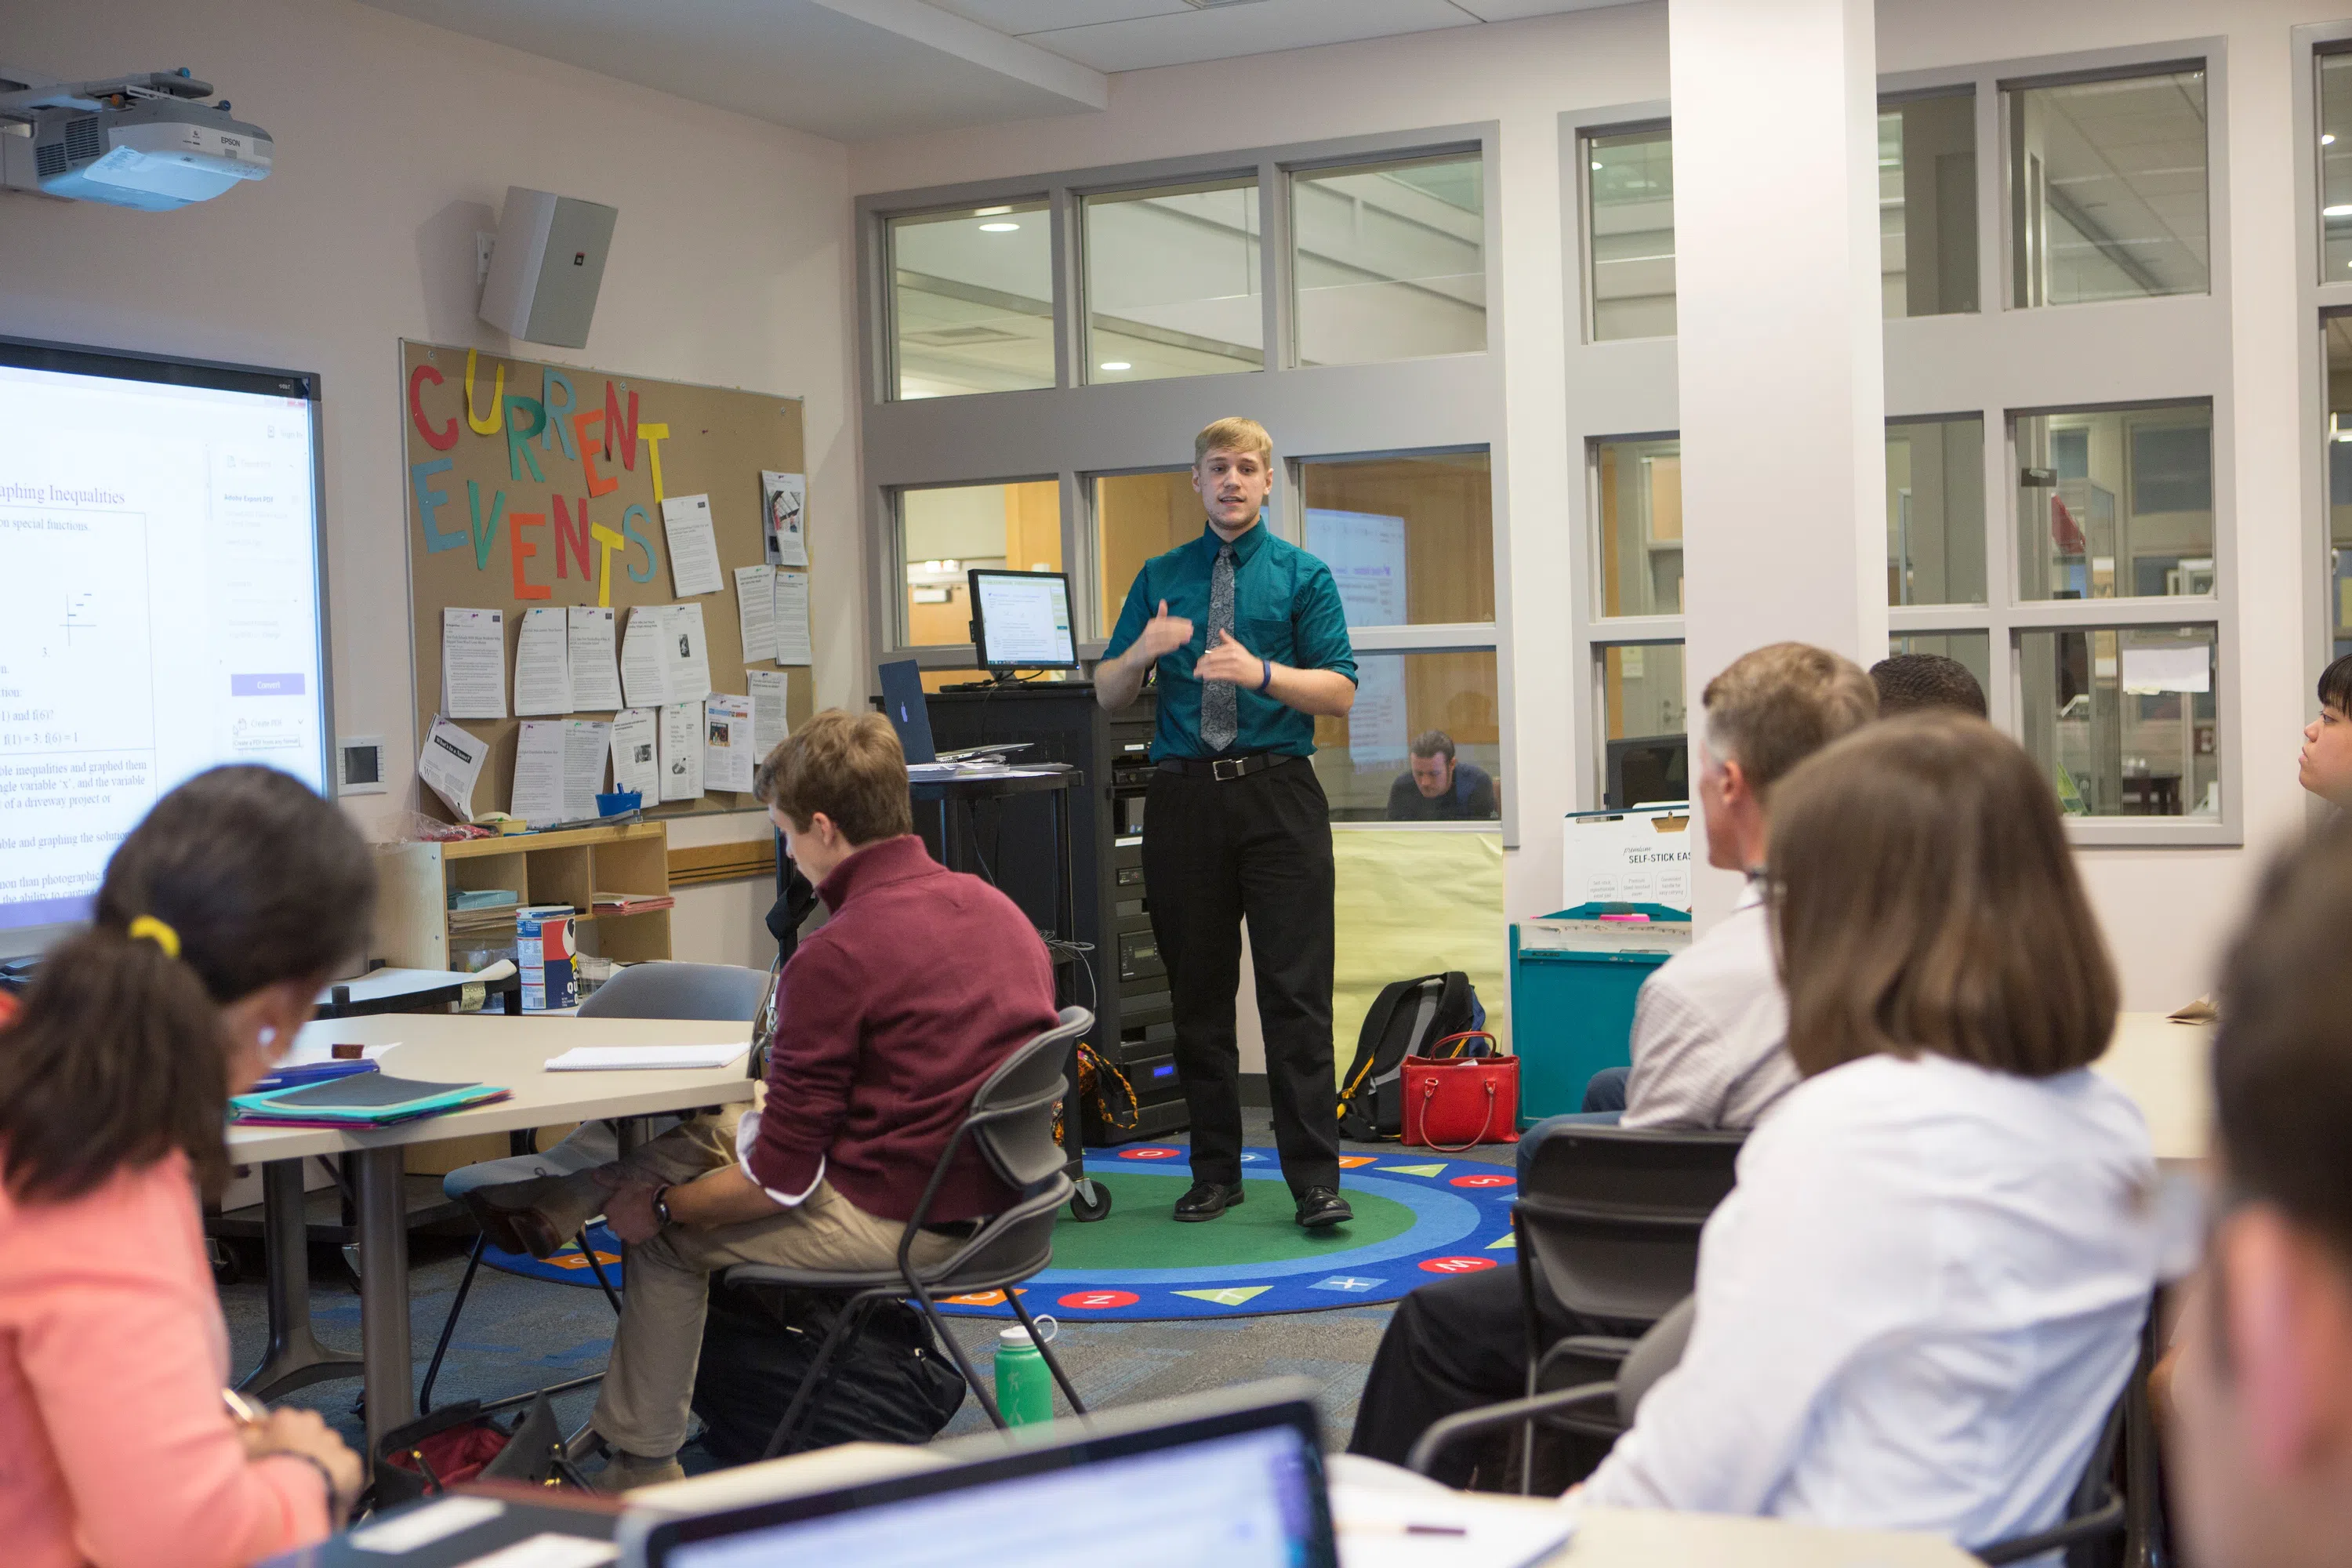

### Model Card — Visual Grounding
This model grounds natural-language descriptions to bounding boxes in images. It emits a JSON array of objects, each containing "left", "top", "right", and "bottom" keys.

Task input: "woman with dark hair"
[
  {"left": 1577, "top": 716, "right": 2158, "bottom": 1549},
  {"left": 0, "top": 766, "right": 374, "bottom": 1567},
  {"left": 2297, "top": 652, "right": 2352, "bottom": 807}
]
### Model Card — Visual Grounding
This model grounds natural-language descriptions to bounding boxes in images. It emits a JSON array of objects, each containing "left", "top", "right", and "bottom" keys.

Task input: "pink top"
[{"left": 0, "top": 1151, "right": 332, "bottom": 1567}]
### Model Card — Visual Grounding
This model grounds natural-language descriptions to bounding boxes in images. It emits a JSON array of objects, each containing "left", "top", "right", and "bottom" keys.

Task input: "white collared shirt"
[
  {"left": 1621, "top": 881, "right": 1796, "bottom": 1131},
  {"left": 734, "top": 1109, "right": 824, "bottom": 1209},
  {"left": 1584, "top": 1051, "right": 2159, "bottom": 1550}
]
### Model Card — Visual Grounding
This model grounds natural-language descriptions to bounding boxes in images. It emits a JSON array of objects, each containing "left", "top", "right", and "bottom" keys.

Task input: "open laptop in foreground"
[{"left": 626, "top": 1380, "right": 1337, "bottom": 1568}]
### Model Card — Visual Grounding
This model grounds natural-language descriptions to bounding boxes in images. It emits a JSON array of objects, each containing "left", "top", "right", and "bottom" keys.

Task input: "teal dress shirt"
[{"left": 1105, "top": 520, "right": 1358, "bottom": 761}]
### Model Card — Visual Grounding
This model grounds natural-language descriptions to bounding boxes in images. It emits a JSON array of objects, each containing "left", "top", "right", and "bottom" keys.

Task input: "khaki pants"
[{"left": 584, "top": 1109, "right": 960, "bottom": 1459}]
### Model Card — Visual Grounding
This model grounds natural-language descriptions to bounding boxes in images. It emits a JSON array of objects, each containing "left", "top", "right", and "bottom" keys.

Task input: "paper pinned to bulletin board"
[
  {"left": 1330, "top": 829, "right": 1509, "bottom": 1080},
  {"left": 400, "top": 339, "right": 811, "bottom": 822}
]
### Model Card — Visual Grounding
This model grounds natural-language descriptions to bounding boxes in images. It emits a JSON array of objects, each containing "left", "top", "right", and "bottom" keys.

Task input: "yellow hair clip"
[{"left": 126, "top": 915, "right": 181, "bottom": 960}]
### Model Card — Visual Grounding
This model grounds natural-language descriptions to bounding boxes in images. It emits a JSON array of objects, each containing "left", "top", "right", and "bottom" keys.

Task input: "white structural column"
[{"left": 1670, "top": 0, "right": 1889, "bottom": 919}]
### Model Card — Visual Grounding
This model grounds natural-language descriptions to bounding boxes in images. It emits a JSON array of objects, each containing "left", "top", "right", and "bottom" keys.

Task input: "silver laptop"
[{"left": 631, "top": 1380, "right": 1338, "bottom": 1568}]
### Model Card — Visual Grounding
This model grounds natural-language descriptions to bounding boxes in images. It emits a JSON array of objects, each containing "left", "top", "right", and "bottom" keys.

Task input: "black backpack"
[
  {"left": 1338, "top": 971, "right": 1486, "bottom": 1140},
  {"left": 691, "top": 1275, "right": 966, "bottom": 1464}
]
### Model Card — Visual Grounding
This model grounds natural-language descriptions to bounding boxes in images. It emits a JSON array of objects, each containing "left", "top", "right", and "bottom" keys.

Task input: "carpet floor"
[{"left": 216, "top": 1111, "right": 1515, "bottom": 1470}]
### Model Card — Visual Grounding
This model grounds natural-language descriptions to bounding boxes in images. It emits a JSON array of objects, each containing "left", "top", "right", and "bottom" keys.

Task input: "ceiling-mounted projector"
[{"left": 0, "top": 65, "right": 271, "bottom": 211}]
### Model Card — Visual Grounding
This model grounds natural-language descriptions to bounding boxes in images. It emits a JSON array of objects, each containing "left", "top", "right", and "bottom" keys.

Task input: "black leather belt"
[{"left": 1158, "top": 753, "right": 1296, "bottom": 782}]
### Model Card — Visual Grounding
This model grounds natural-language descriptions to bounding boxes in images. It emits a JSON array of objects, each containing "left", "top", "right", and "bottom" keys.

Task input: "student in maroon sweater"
[{"left": 466, "top": 710, "right": 1057, "bottom": 1489}]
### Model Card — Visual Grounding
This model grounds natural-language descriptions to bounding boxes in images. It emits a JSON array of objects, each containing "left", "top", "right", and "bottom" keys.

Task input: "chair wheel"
[{"left": 1069, "top": 1181, "right": 1112, "bottom": 1222}]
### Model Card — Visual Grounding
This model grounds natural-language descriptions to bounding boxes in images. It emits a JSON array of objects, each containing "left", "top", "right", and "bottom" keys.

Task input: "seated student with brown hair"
[
  {"left": 2167, "top": 824, "right": 2352, "bottom": 1568},
  {"left": 1576, "top": 716, "right": 2157, "bottom": 1546},
  {"left": 1352, "top": 642, "right": 1875, "bottom": 1479},
  {"left": 0, "top": 767, "right": 371, "bottom": 1567},
  {"left": 466, "top": 710, "right": 1058, "bottom": 1489}
]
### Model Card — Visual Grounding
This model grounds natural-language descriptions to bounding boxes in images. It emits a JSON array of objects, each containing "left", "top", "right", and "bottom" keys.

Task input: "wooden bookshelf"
[{"left": 372, "top": 821, "right": 673, "bottom": 972}]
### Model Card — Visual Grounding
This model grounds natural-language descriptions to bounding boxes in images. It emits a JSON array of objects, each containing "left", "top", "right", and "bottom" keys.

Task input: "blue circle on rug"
[{"left": 937, "top": 1147, "right": 1518, "bottom": 1321}]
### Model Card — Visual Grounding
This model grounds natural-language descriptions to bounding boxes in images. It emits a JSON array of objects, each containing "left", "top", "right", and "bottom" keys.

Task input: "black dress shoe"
[
  {"left": 1294, "top": 1186, "right": 1353, "bottom": 1229},
  {"left": 1172, "top": 1179, "right": 1245, "bottom": 1222}
]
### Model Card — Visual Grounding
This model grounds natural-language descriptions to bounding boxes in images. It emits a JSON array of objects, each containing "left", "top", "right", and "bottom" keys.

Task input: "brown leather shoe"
[{"left": 459, "top": 1172, "right": 602, "bottom": 1259}]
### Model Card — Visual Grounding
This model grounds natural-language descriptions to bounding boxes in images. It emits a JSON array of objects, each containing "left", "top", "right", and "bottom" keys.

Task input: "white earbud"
[{"left": 258, "top": 1026, "right": 278, "bottom": 1048}]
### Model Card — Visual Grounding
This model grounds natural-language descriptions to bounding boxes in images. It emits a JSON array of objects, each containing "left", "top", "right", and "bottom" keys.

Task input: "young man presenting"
[
  {"left": 465, "top": 712, "right": 1057, "bottom": 1487},
  {"left": 1350, "top": 642, "right": 1877, "bottom": 1483},
  {"left": 1094, "top": 417, "right": 1359, "bottom": 1230}
]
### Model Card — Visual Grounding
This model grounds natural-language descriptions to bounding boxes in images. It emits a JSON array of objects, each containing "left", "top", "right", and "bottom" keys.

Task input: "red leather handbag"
[{"left": 1399, "top": 1033, "right": 1519, "bottom": 1151}]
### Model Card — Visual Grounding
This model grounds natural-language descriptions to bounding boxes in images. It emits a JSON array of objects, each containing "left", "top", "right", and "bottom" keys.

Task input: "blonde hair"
[
  {"left": 1700, "top": 641, "right": 1878, "bottom": 803},
  {"left": 1194, "top": 416, "right": 1272, "bottom": 466}
]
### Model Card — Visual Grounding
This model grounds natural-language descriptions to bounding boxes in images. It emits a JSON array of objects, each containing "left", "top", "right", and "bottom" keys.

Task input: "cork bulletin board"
[{"left": 399, "top": 339, "right": 811, "bottom": 821}]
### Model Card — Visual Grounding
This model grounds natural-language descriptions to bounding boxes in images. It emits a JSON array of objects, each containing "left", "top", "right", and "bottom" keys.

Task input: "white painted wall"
[
  {"left": 2, "top": 0, "right": 860, "bottom": 962},
  {"left": 1671, "top": 0, "right": 1889, "bottom": 927},
  {"left": 849, "top": 0, "right": 2333, "bottom": 1011}
]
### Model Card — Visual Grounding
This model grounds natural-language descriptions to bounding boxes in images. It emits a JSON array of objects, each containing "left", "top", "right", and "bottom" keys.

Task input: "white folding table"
[{"left": 229, "top": 1013, "right": 757, "bottom": 1456}]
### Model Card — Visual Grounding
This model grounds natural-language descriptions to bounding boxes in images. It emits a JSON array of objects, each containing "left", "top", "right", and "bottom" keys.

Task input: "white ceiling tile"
[
  {"left": 1025, "top": 0, "right": 1475, "bottom": 73},
  {"left": 922, "top": 0, "right": 1189, "bottom": 33},
  {"left": 353, "top": 0, "right": 1100, "bottom": 141},
  {"left": 1446, "top": 0, "right": 1635, "bottom": 21}
]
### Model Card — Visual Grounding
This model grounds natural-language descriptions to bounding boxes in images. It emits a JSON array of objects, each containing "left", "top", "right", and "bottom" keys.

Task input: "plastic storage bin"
[{"left": 1510, "top": 904, "right": 1691, "bottom": 1123}]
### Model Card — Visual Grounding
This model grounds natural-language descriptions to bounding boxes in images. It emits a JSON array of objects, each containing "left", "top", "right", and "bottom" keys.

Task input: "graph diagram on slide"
[{"left": 0, "top": 505, "right": 158, "bottom": 919}]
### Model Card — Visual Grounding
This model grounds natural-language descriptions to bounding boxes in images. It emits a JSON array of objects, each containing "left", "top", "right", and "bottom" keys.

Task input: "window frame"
[
  {"left": 1565, "top": 47, "right": 2238, "bottom": 847},
  {"left": 1577, "top": 114, "right": 1675, "bottom": 346},
  {"left": 1997, "top": 56, "right": 2215, "bottom": 314},
  {"left": 857, "top": 125, "right": 1512, "bottom": 840},
  {"left": 1074, "top": 169, "right": 1265, "bottom": 390},
  {"left": 889, "top": 474, "right": 1065, "bottom": 652},
  {"left": 882, "top": 192, "right": 1057, "bottom": 405}
]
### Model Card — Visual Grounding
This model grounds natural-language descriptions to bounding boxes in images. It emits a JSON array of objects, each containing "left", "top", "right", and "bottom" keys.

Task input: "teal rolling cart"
[{"left": 1510, "top": 904, "right": 1691, "bottom": 1125}]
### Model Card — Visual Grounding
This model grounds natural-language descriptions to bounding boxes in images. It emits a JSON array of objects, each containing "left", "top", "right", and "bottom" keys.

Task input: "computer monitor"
[
  {"left": 1606, "top": 733, "right": 1688, "bottom": 811},
  {"left": 967, "top": 568, "right": 1078, "bottom": 673},
  {"left": 636, "top": 1383, "right": 1337, "bottom": 1568}
]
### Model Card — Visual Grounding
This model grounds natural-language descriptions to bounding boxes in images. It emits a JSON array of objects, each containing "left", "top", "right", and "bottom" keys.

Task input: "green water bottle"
[{"left": 994, "top": 1319, "right": 1058, "bottom": 1425}]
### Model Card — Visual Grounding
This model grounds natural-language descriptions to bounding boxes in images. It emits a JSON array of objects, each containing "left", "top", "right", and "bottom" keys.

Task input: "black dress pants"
[
  {"left": 1347, "top": 1266, "right": 1625, "bottom": 1490},
  {"left": 1142, "top": 757, "right": 1339, "bottom": 1197}
]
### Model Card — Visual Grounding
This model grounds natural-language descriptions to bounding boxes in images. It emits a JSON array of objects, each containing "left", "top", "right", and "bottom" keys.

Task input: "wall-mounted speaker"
[{"left": 478, "top": 186, "right": 618, "bottom": 349}]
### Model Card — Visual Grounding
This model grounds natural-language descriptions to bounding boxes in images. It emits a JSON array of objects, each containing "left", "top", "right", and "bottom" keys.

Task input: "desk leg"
[
  {"left": 238, "top": 1160, "right": 364, "bottom": 1399},
  {"left": 354, "top": 1146, "right": 414, "bottom": 1457}
]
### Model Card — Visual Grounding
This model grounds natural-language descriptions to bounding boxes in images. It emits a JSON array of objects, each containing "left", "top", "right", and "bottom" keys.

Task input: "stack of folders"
[
  {"left": 449, "top": 890, "right": 521, "bottom": 942},
  {"left": 232, "top": 1071, "right": 510, "bottom": 1129},
  {"left": 591, "top": 890, "right": 676, "bottom": 916}
]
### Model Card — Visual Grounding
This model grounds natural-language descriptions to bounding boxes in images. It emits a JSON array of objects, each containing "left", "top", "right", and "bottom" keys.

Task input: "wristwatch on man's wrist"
[{"left": 652, "top": 1185, "right": 674, "bottom": 1227}]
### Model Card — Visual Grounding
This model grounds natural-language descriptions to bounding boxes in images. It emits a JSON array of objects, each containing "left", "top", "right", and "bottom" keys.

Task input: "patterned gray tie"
[{"left": 1200, "top": 542, "right": 1239, "bottom": 753}]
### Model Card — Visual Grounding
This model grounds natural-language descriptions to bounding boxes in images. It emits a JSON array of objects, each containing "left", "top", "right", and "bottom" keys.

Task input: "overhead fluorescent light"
[
  {"left": 978, "top": 221, "right": 1020, "bottom": 232},
  {"left": 2328, "top": 204, "right": 2352, "bottom": 216},
  {"left": 1099, "top": 361, "right": 1132, "bottom": 371},
  {"left": 2328, "top": 133, "right": 2340, "bottom": 145},
  {"left": 974, "top": 205, "right": 1012, "bottom": 216}
]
